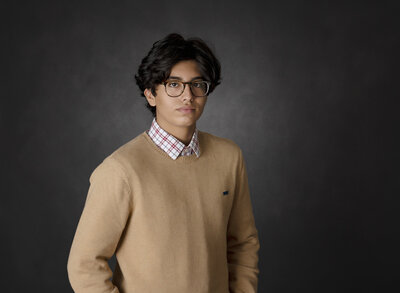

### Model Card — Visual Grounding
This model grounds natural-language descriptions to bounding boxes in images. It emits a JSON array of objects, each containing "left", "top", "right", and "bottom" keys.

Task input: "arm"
[
  {"left": 67, "top": 157, "right": 132, "bottom": 293},
  {"left": 227, "top": 150, "right": 260, "bottom": 293}
]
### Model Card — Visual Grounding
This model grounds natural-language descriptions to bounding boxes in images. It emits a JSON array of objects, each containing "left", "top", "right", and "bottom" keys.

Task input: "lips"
[
  {"left": 178, "top": 107, "right": 195, "bottom": 110},
  {"left": 177, "top": 107, "right": 195, "bottom": 114}
]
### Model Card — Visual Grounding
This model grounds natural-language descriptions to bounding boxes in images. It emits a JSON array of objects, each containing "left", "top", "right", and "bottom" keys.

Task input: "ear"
[{"left": 144, "top": 88, "right": 156, "bottom": 107}]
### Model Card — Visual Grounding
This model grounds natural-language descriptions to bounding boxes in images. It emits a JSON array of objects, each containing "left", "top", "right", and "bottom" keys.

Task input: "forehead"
[{"left": 168, "top": 60, "right": 202, "bottom": 79}]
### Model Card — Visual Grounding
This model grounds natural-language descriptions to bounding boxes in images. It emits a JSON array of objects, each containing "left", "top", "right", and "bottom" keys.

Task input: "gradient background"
[{"left": 2, "top": 0, "right": 399, "bottom": 292}]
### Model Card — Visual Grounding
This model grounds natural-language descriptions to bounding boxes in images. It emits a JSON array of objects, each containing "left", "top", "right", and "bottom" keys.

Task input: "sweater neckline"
[{"left": 141, "top": 131, "right": 202, "bottom": 163}]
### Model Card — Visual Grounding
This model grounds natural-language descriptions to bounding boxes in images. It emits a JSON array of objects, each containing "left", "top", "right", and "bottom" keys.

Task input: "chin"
[{"left": 175, "top": 117, "right": 197, "bottom": 127}]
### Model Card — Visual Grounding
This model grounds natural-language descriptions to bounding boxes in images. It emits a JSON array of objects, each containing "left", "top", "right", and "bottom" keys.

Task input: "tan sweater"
[{"left": 67, "top": 131, "right": 260, "bottom": 293}]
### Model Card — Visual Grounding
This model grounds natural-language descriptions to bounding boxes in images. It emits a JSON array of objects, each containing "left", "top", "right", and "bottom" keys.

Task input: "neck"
[
  {"left": 172, "top": 127, "right": 195, "bottom": 145},
  {"left": 156, "top": 118, "right": 195, "bottom": 145}
]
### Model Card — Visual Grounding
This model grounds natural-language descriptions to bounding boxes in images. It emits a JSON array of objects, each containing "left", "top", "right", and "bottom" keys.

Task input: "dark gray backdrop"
[{"left": 2, "top": 0, "right": 399, "bottom": 292}]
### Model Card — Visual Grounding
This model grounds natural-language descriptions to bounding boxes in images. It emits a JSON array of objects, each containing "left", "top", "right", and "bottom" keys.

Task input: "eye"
[
  {"left": 192, "top": 81, "right": 204, "bottom": 88},
  {"left": 167, "top": 81, "right": 180, "bottom": 88}
]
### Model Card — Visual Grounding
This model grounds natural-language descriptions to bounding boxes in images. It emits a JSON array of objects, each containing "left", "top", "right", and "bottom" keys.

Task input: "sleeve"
[
  {"left": 227, "top": 149, "right": 260, "bottom": 293},
  {"left": 67, "top": 157, "right": 133, "bottom": 293}
]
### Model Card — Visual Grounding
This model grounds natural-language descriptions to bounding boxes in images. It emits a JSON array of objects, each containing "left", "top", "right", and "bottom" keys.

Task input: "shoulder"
[
  {"left": 198, "top": 130, "right": 243, "bottom": 158},
  {"left": 92, "top": 132, "right": 148, "bottom": 177},
  {"left": 109, "top": 132, "right": 149, "bottom": 159},
  {"left": 199, "top": 130, "right": 239, "bottom": 149}
]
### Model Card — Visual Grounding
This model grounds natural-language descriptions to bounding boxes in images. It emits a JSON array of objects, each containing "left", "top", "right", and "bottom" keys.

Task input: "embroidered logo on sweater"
[{"left": 223, "top": 190, "right": 229, "bottom": 196}]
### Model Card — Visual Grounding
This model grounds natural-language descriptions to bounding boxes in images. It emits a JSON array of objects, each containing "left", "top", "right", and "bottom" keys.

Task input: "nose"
[{"left": 181, "top": 84, "right": 194, "bottom": 103}]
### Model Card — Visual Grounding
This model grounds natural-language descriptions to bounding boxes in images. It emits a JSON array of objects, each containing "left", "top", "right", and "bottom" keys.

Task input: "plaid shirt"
[{"left": 146, "top": 118, "right": 200, "bottom": 160}]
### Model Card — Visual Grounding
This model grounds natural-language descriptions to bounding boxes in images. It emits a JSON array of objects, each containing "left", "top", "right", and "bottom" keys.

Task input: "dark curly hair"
[{"left": 135, "top": 33, "right": 222, "bottom": 116}]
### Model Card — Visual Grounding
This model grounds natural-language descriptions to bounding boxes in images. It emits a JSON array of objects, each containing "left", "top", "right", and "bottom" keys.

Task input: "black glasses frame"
[{"left": 162, "top": 80, "right": 211, "bottom": 97}]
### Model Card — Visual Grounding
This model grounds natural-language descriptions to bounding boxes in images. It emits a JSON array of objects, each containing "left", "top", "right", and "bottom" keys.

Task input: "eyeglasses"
[{"left": 162, "top": 80, "right": 211, "bottom": 97}]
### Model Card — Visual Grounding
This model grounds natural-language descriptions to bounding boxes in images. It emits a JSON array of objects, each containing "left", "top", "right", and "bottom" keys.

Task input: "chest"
[{"left": 131, "top": 163, "right": 236, "bottom": 231}]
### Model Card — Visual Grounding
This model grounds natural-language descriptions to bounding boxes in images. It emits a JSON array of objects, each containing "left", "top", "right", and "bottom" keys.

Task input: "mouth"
[{"left": 177, "top": 107, "right": 195, "bottom": 113}]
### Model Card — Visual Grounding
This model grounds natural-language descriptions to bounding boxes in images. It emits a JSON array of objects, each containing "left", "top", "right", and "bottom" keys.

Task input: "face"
[{"left": 144, "top": 60, "right": 208, "bottom": 133}]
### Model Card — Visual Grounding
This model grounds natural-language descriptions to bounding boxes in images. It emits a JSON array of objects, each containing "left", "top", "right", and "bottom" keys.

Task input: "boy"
[{"left": 67, "top": 33, "right": 260, "bottom": 293}]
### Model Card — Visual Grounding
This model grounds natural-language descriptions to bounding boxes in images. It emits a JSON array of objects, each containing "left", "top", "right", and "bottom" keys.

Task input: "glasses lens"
[
  {"left": 165, "top": 81, "right": 184, "bottom": 97},
  {"left": 191, "top": 81, "right": 209, "bottom": 97}
]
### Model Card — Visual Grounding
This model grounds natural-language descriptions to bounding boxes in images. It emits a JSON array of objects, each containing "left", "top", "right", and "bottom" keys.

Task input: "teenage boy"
[{"left": 67, "top": 33, "right": 260, "bottom": 293}]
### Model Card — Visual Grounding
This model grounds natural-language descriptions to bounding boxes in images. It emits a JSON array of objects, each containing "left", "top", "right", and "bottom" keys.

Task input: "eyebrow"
[{"left": 167, "top": 76, "right": 204, "bottom": 81}]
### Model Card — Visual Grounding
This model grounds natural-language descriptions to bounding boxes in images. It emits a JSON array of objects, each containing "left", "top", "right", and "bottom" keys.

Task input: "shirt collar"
[{"left": 147, "top": 118, "right": 200, "bottom": 160}]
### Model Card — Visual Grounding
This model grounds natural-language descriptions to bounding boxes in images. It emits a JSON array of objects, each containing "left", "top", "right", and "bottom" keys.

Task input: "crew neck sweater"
[{"left": 67, "top": 131, "right": 260, "bottom": 293}]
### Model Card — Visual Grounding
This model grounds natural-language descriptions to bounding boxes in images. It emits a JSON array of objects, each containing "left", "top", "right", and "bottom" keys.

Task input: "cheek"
[
  {"left": 157, "top": 97, "right": 175, "bottom": 110},
  {"left": 167, "top": 99, "right": 180, "bottom": 110},
  {"left": 197, "top": 99, "right": 207, "bottom": 110}
]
